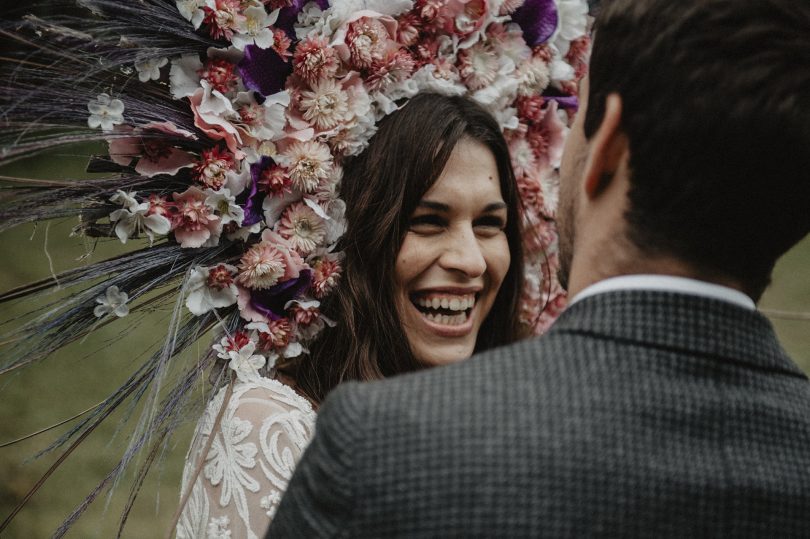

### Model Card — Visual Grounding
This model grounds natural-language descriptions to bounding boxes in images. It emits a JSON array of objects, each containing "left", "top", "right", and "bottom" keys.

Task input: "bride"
[{"left": 175, "top": 93, "right": 526, "bottom": 538}]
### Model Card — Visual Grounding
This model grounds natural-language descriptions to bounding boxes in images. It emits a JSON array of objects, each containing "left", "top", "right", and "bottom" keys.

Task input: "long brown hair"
[{"left": 290, "top": 93, "right": 525, "bottom": 403}]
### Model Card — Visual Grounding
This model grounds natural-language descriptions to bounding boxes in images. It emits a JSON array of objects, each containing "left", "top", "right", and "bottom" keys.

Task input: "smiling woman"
[
  {"left": 395, "top": 138, "right": 512, "bottom": 365},
  {"left": 295, "top": 93, "right": 525, "bottom": 397}
]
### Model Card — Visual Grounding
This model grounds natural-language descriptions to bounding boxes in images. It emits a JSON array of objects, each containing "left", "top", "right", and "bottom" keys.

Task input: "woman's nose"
[{"left": 438, "top": 227, "right": 486, "bottom": 278}]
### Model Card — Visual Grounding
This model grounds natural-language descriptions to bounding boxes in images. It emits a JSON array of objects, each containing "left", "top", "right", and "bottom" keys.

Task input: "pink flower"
[
  {"left": 202, "top": 0, "right": 244, "bottom": 41},
  {"left": 293, "top": 37, "right": 340, "bottom": 84},
  {"left": 237, "top": 241, "right": 288, "bottom": 290},
  {"left": 171, "top": 186, "right": 222, "bottom": 248},
  {"left": 565, "top": 35, "right": 591, "bottom": 81},
  {"left": 277, "top": 201, "right": 326, "bottom": 256},
  {"left": 299, "top": 78, "right": 351, "bottom": 130},
  {"left": 188, "top": 85, "right": 244, "bottom": 158},
  {"left": 516, "top": 95, "right": 545, "bottom": 123},
  {"left": 396, "top": 12, "right": 422, "bottom": 46},
  {"left": 457, "top": 41, "right": 499, "bottom": 90},
  {"left": 193, "top": 146, "right": 235, "bottom": 190},
  {"left": 278, "top": 140, "right": 333, "bottom": 193},
  {"left": 528, "top": 100, "right": 567, "bottom": 172},
  {"left": 271, "top": 28, "right": 293, "bottom": 60},
  {"left": 257, "top": 318, "right": 293, "bottom": 351},
  {"left": 147, "top": 194, "right": 174, "bottom": 218},
  {"left": 344, "top": 16, "right": 395, "bottom": 69},
  {"left": 366, "top": 49, "right": 416, "bottom": 92},
  {"left": 311, "top": 255, "right": 342, "bottom": 298},
  {"left": 197, "top": 58, "right": 239, "bottom": 95},
  {"left": 291, "top": 302, "right": 320, "bottom": 326},
  {"left": 499, "top": 0, "right": 525, "bottom": 15},
  {"left": 258, "top": 164, "right": 292, "bottom": 197},
  {"left": 237, "top": 229, "right": 305, "bottom": 289},
  {"left": 107, "top": 122, "right": 196, "bottom": 178}
]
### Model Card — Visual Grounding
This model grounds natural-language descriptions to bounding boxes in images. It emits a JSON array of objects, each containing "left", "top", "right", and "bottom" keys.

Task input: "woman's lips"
[{"left": 409, "top": 289, "right": 480, "bottom": 337}]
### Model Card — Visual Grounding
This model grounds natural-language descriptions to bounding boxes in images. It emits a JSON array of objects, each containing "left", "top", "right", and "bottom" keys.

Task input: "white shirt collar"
[{"left": 569, "top": 274, "right": 756, "bottom": 311}]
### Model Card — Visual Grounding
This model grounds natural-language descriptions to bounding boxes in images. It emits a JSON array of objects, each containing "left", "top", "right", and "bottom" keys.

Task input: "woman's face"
[{"left": 394, "top": 138, "right": 511, "bottom": 366}]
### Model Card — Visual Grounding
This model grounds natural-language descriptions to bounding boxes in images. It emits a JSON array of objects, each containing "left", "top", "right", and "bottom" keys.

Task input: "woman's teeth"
[
  {"left": 424, "top": 311, "right": 468, "bottom": 326},
  {"left": 413, "top": 293, "right": 476, "bottom": 326},
  {"left": 415, "top": 294, "right": 475, "bottom": 312}
]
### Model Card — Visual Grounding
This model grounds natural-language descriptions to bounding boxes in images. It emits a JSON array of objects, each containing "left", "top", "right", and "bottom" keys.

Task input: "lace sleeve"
[{"left": 176, "top": 378, "right": 317, "bottom": 539}]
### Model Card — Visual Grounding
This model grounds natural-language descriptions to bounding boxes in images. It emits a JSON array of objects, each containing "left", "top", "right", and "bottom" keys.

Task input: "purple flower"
[
  {"left": 238, "top": 45, "right": 292, "bottom": 97},
  {"left": 546, "top": 95, "right": 579, "bottom": 110},
  {"left": 249, "top": 270, "right": 312, "bottom": 320},
  {"left": 512, "top": 0, "right": 559, "bottom": 46},
  {"left": 274, "top": 0, "right": 330, "bottom": 35},
  {"left": 242, "top": 157, "right": 272, "bottom": 226}
]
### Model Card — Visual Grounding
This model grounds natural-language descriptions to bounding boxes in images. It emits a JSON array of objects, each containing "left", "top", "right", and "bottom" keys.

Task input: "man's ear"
[{"left": 582, "top": 93, "right": 626, "bottom": 198}]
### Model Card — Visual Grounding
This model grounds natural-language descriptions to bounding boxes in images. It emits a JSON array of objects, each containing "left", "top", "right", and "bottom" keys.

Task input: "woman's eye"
[
  {"left": 474, "top": 215, "right": 506, "bottom": 233},
  {"left": 409, "top": 214, "right": 445, "bottom": 232}
]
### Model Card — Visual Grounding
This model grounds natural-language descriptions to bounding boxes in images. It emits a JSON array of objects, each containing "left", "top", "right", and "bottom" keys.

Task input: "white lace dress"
[{"left": 175, "top": 377, "right": 317, "bottom": 539}]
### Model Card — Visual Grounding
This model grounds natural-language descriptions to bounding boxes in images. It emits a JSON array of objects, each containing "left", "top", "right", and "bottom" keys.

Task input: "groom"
[{"left": 270, "top": 0, "right": 810, "bottom": 535}]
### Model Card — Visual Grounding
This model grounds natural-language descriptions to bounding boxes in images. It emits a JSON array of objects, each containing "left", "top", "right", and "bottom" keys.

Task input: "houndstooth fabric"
[{"left": 268, "top": 290, "right": 810, "bottom": 537}]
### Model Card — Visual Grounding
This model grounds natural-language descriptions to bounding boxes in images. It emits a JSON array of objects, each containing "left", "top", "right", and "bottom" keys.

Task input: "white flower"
[
  {"left": 227, "top": 341, "right": 267, "bottom": 382},
  {"left": 176, "top": 0, "right": 207, "bottom": 28},
  {"left": 109, "top": 189, "right": 140, "bottom": 211},
  {"left": 295, "top": 2, "right": 328, "bottom": 40},
  {"left": 185, "top": 264, "right": 239, "bottom": 315},
  {"left": 87, "top": 93, "right": 125, "bottom": 131},
  {"left": 551, "top": 0, "right": 589, "bottom": 55},
  {"left": 299, "top": 79, "right": 351, "bottom": 130},
  {"left": 205, "top": 188, "right": 245, "bottom": 226},
  {"left": 109, "top": 192, "right": 172, "bottom": 244},
  {"left": 169, "top": 54, "right": 203, "bottom": 99},
  {"left": 516, "top": 56, "right": 551, "bottom": 96},
  {"left": 94, "top": 285, "right": 130, "bottom": 318},
  {"left": 134, "top": 57, "right": 168, "bottom": 82},
  {"left": 232, "top": 6, "right": 279, "bottom": 50},
  {"left": 233, "top": 90, "right": 289, "bottom": 141}
]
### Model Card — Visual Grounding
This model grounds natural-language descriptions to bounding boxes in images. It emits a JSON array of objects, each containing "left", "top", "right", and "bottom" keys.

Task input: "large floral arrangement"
[{"left": 87, "top": 0, "right": 588, "bottom": 380}]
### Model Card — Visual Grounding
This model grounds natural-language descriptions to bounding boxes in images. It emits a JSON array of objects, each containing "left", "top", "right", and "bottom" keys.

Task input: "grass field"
[{"left": 0, "top": 148, "right": 808, "bottom": 537}]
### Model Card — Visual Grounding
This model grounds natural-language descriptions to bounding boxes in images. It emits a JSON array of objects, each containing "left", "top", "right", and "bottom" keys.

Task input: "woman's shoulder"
[{"left": 226, "top": 375, "right": 318, "bottom": 420}]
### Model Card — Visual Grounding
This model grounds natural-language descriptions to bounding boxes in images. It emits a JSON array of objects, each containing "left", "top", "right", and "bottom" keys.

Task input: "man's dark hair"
[{"left": 586, "top": 0, "right": 810, "bottom": 298}]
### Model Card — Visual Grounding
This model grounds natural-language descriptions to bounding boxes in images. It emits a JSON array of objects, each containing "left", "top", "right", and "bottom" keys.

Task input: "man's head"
[{"left": 558, "top": 0, "right": 810, "bottom": 300}]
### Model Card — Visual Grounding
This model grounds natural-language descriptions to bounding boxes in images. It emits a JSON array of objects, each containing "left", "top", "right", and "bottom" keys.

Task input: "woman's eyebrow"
[{"left": 416, "top": 201, "right": 507, "bottom": 212}]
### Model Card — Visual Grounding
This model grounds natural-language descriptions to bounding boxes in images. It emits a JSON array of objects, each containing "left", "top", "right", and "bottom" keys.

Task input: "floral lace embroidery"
[{"left": 176, "top": 378, "right": 316, "bottom": 539}]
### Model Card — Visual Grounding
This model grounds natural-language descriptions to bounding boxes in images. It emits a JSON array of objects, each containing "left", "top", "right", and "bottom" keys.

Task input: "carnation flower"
[
  {"left": 256, "top": 318, "right": 293, "bottom": 351},
  {"left": 293, "top": 37, "right": 340, "bottom": 83},
  {"left": 185, "top": 264, "right": 239, "bottom": 315},
  {"left": 237, "top": 241, "right": 288, "bottom": 289},
  {"left": 271, "top": 28, "right": 293, "bottom": 59},
  {"left": 457, "top": 42, "right": 500, "bottom": 91},
  {"left": 171, "top": 186, "right": 222, "bottom": 248},
  {"left": 299, "top": 78, "right": 351, "bottom": 130},
  {"left": 197, "top": 58, "right": 239, "bottom": 95},
  {"left": 277, "top": 201, "right": 326, "bottom": 256},
  {"left": 258, "top": 164, "right": 292, "bottom": 196},
  {"left": 278, "top": 140, "right": 333, "bottom": 193},
  {"left": 87, "top": 93, "right": 125, "bottom": 131},
  {"left": 202, "top": 0, "right": 244, "bottom": 41},
  {"left": 193, "top": 146, "right": 235, "bottom": 190},
  {"left": 147, "top": 194, "right": 174, "bottom": 218},
  {"left": 135, "top": 57, "right": 168, "bottom": 82},
  {"left": 93, "top": 285, "right": 130, "bottom": 318}
]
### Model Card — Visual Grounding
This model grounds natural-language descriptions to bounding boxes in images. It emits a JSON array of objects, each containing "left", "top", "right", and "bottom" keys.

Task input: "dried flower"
[
  {"left": 278, "top": 140, "right": 333, "bottom": 193},
  {"left": 293, "top": 37, "right": 340, "bottom": 83},
  {"left": 135, "top": 57, "right": 168, "bottom": 82},
  {"left": 277, "top": 201, "right": 326, "bottom": 256},
  {"left": 94, "top": 285, "right": 130, "bottom": 318},
  {"left": 87, "top": 93, "right": 125, "bottom": 131},
  {"left": 185, "top": 264, "right": 239, "bottom": 315},
  {"left": 237, "top": 241, "right": 287, "bottom": 289},
  {"left": 299, "top": 78, "right": 351, "bottom": 130}
]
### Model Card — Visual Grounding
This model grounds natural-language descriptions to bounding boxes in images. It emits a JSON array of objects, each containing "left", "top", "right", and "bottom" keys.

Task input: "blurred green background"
[{"left": 0, "top": 148, "right": 808, "bottom": 538}]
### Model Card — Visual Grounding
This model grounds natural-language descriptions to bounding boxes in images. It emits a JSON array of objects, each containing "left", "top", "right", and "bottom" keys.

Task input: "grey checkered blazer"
[{"left": 268, "top": 290, "right": 810, "bottom": 537}]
